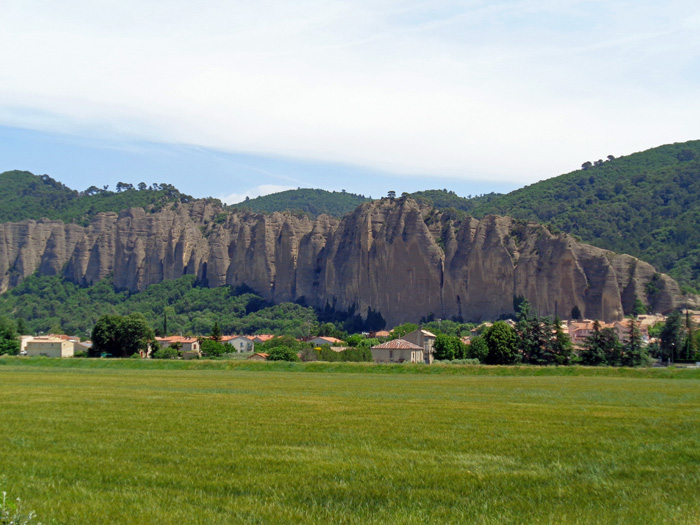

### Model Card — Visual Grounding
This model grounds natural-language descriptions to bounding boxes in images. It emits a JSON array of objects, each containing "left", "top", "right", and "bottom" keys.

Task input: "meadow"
[{"left": 1, "top": 359, "right": 699, "bottom": 523}]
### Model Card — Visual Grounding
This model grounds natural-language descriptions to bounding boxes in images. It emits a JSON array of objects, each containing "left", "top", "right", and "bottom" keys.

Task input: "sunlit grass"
[{"left": 1, "top": 363, "right": 699, "bottom": 523}]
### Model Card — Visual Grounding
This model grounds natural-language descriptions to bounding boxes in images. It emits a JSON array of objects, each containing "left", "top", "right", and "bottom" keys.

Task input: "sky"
[{"left": 1, "top": 1, "right": 699, "bottom": 204}]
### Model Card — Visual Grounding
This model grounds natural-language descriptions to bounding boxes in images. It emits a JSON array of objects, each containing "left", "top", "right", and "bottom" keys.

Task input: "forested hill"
[
  {"left": 468, "top": 140, "right": 700, "bottom": 293},
  {"left": 0, "top": 170, "right": 196, "bottom": 225},
  {"left": 228, "top": 188, "right": 370, "bottom": 217}
]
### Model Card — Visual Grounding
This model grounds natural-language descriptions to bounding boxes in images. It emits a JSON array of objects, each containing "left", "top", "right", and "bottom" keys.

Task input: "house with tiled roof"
[
  {"left": 370, "top": 339, "right": 424, "bottom": 364},
  {"left": 251, "top": 334, "right": 276, "bottom": 344},
  {"left": 155, "top": 336, "right": 201, "bottom": 356},
  {"left": 221, "top": 335, "right": 255, "bottom": 353},
  {"left": 403, "top": 329, "right": 436, "bottom": 364},
  {"left": 308, "top": 336, "right": 345, "bottom": 347}
]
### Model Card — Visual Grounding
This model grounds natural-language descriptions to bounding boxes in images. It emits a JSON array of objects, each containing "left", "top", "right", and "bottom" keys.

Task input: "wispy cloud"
[
  {"left": 222, "top": 184, "right": 296, "bottom": 205},
  {"left": 1, "top": 0, "right": 698, "bottom": 186}
]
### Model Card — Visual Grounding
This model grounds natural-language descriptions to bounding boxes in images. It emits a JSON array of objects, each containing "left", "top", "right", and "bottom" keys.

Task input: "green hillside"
[
  {"left": 229, "top": 188, "right": 370, "bottom": 217},
  {"left": 409, "top": 189, "right": 501, "bottom": 215},
  {"left": 468, "top": 141, "right": 700, "bottom": 292},
  {"left": 0, "top": 274, "right": 319, "bottom": 337},
  {"left": 0, "top": 170, "right": 195, "bottom": 225}
]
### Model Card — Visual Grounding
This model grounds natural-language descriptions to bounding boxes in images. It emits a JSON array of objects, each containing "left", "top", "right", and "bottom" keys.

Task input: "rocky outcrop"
[{"left": 0, "top": 198, "right": 696, "bottom": 325}]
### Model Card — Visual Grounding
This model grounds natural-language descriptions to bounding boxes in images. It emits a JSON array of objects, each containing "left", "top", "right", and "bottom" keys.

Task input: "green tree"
[
  {"left": 210, "top": 321, "right": 222, "bottom": 342},
  {"left": 391, "top": 323, "right": 419, "bottom": 339},
  {"left": 622, "top": 318, "right": 649, "bottom": 367},
  {"left": 201, "top": 338, "right": 228, "bottom": 357},
  {"left": 465, "top": 335, "right": 488, "bottom": 362},
  {"left": 550, "top": 316, "right": 574, "bottom": 365},
  {"left": 433, "top": 333, "right": 456, "bottom": 360},
  {"left": 681, "top": 311, "right": 697, "bottom": 361},
  {"left": 660, "top": 310, "right": 683, "bottom": 363},
  {"left": 483, "top": 321, "right": 518, "bottom": 364},
  {"left": 91, "top": 313, "right": 155, "bottom": 358},
  {"left": 632, "top": 298, "right": 647, "bottom": 317},
  {"left": 0, "top": 317, "right": 20, "bottom": 355},
  {"left": 579, "top": 321, "right": 606, "bottom": 366},
  {"left": 267, "top": 346, "right": 300, "bottom": 361},
  {"left": 600, "top": 328, "right": 622, "bottom": 366}
]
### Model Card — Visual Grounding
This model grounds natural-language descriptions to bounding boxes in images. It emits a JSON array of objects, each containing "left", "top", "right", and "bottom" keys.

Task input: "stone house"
[
  {"left": 25, "top": 337, "right": 74, "bottom": 358},
  {"left": 370, "top": 339, "right": 424, "bottom": 364},
  {"left": 403, "top": 329, "right": 436, "bottom": 364}
]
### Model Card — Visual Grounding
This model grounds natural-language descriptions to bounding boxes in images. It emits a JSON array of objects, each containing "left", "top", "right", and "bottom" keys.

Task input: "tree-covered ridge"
[
  {"left": 467, "top": 140, "right": 700, "bottom": 292},
  {"left": 0, "top": 170, "right": 196, "bottom": 225},
  {"left": 409, "top": 189, "right": 501, "bottom": 215},
  {"left": 0, "top": 274, "right": 318, "bottom": 338},
  {"left": 229, "top": 188, "right": 370, "bottom": 217}
]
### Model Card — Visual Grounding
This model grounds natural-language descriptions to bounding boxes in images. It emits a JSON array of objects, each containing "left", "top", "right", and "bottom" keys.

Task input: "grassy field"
[{"left": 1, "top": 360, "right": 699, "bottom": 523}]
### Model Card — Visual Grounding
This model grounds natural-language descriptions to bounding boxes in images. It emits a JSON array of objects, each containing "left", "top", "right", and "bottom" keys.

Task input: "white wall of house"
[
  {"left": 25, "top": 340, "right": 74, "bottom": 358},
  {"left": 370, "top": 348, "right": 423, "bottom": 364}
]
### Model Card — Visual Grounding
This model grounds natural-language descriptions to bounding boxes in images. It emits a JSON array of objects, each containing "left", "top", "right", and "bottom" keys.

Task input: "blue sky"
[{"left": 1, "top": 1, "right": 699, "bottom": 203}]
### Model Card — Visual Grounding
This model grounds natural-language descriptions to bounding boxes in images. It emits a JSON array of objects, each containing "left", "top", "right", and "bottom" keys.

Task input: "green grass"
[{"left": 1, "top": 362, "right": 699, "bottom": 523}]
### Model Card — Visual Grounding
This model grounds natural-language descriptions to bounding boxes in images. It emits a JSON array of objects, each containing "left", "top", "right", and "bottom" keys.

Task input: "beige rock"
[{"left": 0, "top": 198, "right": 696, "bottom": 324}]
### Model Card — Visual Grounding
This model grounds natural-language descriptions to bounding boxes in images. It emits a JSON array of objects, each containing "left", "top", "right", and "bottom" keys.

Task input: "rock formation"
[{"left": 0, "top": 198, "right": 695, "bottom": 325}]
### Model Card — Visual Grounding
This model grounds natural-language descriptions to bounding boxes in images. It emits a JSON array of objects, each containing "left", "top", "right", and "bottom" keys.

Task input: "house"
[
  {"left": 221, "top": 335, "right": 255, "bottom": 353},
  {"left": 370, "top": 330, "right": 391, "bottom": 338},
  {"left": 155, "top": 336, "right": 201, "bottom": 354},
  {"left": 308, "top": 336, "right": 344, "bottom": 347},
  {"left": 370, "top": 339, "right": 424, "bottom": 364},
  {"left": 403, "top": 329, "right": 436, "bottom": 364},
  {"left": 251, "top": 334, "right": 276, "bottom": 345},
  {"left": 247, "top": 352, "right": 269, "bottom": 361},
  {"left": 611, "top": 320, "right": 650, "bottom": 345},
  {"left": 568, "top": 321, "right": 598, "bottom": 347},
  {"left": 25, "top": 337, "right": 75, "bottom": 358}
]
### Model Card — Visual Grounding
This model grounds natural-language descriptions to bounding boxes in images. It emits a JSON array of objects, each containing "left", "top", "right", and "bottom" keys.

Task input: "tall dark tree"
[
  {"left": 210, "top": 321, "right": 222, "bottom": 342},
  {"left": 0, "top": 317, "right": 20, "bottom": 356},
  {"left": 600, "top": 327, "right": 622, "bottom": 366},
  {"left": 660, "top": 310, "right": 683, "bottom": 364},
  {"left": 622, "top": 318, "right": 648, "bottom": 367},
  {"left": 681, "top": 311, "right": 697, "bottom": 361},
  {"left": 580, "top": 321, "right": 606, "bottom": 366},
  {"left": 550, "top": 316, "right": 574, "bottom": 365}
]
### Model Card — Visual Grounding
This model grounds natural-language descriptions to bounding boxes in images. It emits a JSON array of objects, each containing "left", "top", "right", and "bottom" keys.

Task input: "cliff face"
[{"left": 0, "top": 198, "right": 695, "bottom": 325}]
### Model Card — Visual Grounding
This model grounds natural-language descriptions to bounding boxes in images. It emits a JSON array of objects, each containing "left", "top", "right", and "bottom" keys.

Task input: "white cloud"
[
  {"left": 1, "top": 1, "right": 699, "bottom": 184},
  {"left": 222, "top": 184, "right": 296, "bottom": 205}
]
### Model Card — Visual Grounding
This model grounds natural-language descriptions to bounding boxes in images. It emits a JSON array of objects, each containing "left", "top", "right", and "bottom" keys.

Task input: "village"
[{"left": 18, "top": 311, "right": 690, "bottom": 366}]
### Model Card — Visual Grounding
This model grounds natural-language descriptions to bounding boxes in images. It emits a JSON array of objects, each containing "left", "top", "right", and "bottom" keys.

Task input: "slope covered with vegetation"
[
  {"left": 0, "top": 170, "right": 196, "bottom": 225},
  {"left": 0, "top": 274, "right": 320, "bottom": 337},
  {"left": 469, "top": 140, "right": 700, "bottom": 292},
  {"left": 229, "top": 188, "right": 369, "bottom": 217}
]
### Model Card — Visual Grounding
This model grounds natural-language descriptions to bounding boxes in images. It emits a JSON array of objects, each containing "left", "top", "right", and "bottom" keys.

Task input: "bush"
[
  {"left": 201, "top": 339, "right": 229, "bottom": 358},
  {"left": 450, "top": 358, "right": 480, "bottom": 365},
  {"left": 152, "top": 346, "right": 180, "bottom": 359},
  {"left": 267, "top": 346, "right": 300, "bottom": 361},
  {"left": 299, "top": 347, "right": 318, "bottom": 362}
]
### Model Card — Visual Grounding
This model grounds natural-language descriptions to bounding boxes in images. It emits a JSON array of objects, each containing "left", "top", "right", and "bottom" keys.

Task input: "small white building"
[
  {"left": 222, "top": 335, "right": 254, "bottom": 353},
  {"left": 25, "top": 338, "right": 75, "bottom": 358},
  {"left": 370, "top": 339, "right": 424, "bottom": 364}
]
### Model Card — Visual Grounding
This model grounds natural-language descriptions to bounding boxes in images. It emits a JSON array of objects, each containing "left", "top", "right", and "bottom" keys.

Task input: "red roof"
[
  {"left": 252, "top": 334, "right": 276, "bottom": 342},
  {"left": 371, "top": 339, "right": 422, "bottom": 350}
]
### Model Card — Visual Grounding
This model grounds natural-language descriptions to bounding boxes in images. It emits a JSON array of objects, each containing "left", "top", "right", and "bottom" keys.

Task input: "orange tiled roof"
[{"left": 371, "top": 339, "right": 422, "bottom": 350}]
